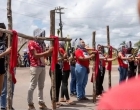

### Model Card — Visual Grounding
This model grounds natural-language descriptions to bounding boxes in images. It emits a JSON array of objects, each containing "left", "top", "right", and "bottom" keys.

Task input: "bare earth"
[{"left": 12, "top": 66, "right": 119, "bottom": 110}]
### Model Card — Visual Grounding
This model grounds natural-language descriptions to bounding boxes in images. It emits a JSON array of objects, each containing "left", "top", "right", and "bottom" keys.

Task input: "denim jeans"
[
  {"left": 70, "top": 66, "right": 76, "bottom": 94},
  {"left": 75, "top": 63, "right": 88, "bottom": 99},
  {"left": 0, "top": 74, "right": 15, "bottom": 108},
  {"left": 118, "top": 66, "right": 128, "bottom": 83}
]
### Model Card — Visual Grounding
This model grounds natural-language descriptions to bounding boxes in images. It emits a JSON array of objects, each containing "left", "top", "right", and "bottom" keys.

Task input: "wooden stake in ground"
[
  {"left": 92, "top": 31, "right": 96, "bottom": 103},
  {"left": 107, "top": 25, "right": 112, "bottom": 88},
  {"left": 50, "top": 10, "right": 56, "bottom": 110},
  {"left": 7, "top": 0, "right": 13, "bottom": 109}
]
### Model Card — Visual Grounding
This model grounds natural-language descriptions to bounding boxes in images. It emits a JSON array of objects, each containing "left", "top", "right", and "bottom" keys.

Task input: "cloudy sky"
[{"left": 0, "top": 0, "right": 140, "bottom": 48}]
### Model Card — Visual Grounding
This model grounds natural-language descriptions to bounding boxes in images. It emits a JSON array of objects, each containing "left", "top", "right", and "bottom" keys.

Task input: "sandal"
[
  {"left": 96, "top": 95, "right": 101, "bottom": 99},
  {"left": 56, "top": 102, "right": 64, "bottom": 106},
  {"left": 66, "top": 101, "right": 76, "bottom": 105},
  {"left": 60, "top": 98, "right": 66, "bottom": 102},
  {"left": 51, "top": 104, "right": 60, "bottom": 108}
]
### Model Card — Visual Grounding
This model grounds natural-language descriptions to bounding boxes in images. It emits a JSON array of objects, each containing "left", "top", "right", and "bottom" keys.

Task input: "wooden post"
[
  {"left": 50, "top": 10, "right": 56, "bottom": 110},
  {"left": 7, "top": 0, "right": 13, "bottom": 109},
  {"left": 107, "top": 25, "right": 111, "bottom": 88},
  {"left": 92, "top": 31, "right": 96, "bottom": 103}
]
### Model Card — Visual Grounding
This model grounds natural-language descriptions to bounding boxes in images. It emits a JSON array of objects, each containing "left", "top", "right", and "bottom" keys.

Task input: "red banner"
[
  {"left": 10, "top": 30, "right": 18, "bottom": 84},
  {"left": 50, "top": 36, "right": 59, "bottom": 71}
]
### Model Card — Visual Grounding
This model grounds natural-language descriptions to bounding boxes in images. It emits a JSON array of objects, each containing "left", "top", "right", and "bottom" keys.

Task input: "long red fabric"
[
  {"left": 107, "top": 46, "right": 112, "bottom": 71},
  {"left": 91, "top": 50, "right": 99, "bottom": 82},
  {"left": 50, "top": 35, "right": 59, "bottom": 71},
  {"left": 10, "top": 30, "right": 18, "bottom": 84}
]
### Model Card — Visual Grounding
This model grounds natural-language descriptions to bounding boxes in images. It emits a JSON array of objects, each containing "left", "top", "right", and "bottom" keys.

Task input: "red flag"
[
  {"left": 50, "top": 36, "right": 59, "bottom": 71},
  {"left": 91, "top": 50, "right": 99, "bottom": 82},
  {"left": 9, "top": 30, "right": 18, "bottom": 84},
  {"left": 107, "top": 46, "right": 112, "bottom": 71}
]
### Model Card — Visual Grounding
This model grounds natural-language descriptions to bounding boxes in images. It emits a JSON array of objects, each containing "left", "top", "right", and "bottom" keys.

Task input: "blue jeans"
[
  {"left": 118, "top": 66, "right": 128, "bottom": 83},
  {"left": 70, "top": 66, "right": 76, "bottom": 94},
  {"left": 75, "top": 63, "right": 88, "bottom": 99},
  {"left": 0, "top": 74, "right": 15, "bottom": 108}
]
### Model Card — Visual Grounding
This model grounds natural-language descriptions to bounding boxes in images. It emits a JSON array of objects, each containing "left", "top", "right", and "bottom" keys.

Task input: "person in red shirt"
[
  {"left": 95, "top": 45, "right": 116, "bottom": 99},
  {"left": 96, "top": 45, "right": 106, "bottom": 99},
  {"left": 75, "top": 39, "right": 94, "bottom": 101},
  {"left": 27, "top": 30, "right": 53, "bottom": 110},
  {"left": 117, "top": 44, "right": 132, "bottom": 83},
  {"left": 59, "top": 41, "right": 75, "bottom": 105}
]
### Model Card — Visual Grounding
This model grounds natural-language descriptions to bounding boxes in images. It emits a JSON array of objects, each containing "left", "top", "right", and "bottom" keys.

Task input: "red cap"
[{"left": 97, "top": 76, "right": 140, "bottom": 109}]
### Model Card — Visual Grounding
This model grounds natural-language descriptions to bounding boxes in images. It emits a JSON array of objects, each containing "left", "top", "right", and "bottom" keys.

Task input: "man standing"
[{"left": 27, "top": 28, "right": 52, "bottom": 110}]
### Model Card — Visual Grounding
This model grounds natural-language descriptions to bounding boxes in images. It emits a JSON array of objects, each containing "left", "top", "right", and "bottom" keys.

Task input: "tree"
[
  {"left": 120, "top": 41, "right": 126, "bottom": 45},
  {"left": 134, "top": 40, "right": 140, "bottom": 48}
]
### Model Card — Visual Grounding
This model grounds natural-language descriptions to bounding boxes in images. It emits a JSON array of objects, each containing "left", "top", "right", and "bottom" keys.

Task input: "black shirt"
[{"left": 0, "top": 36, "right": 7, "bottom": 73}]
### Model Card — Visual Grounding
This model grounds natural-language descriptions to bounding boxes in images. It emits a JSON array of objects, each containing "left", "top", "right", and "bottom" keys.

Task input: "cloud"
[{"left": 0, "top": 0, "right": 139, "bottom": 48}]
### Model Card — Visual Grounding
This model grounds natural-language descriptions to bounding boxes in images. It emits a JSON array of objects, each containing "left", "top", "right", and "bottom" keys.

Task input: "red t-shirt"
[
  {"left": 59, "top": 48, "right": 70, "bottom": 71},
  {"left": 97, "top": 76, "right": 140, "bottom": 109},
  {"left": 118, "top": 54, "right": 128, "bottom": 68},
  {"left": 75, "top": 49, "right": 89, "bottom": 68},
  {"left": 28, "top": 40, "right": 45, "bottom": 67}
]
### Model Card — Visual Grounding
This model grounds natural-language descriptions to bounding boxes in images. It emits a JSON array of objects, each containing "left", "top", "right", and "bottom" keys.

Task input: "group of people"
[
  {"left": 0, "top": 24, "right": 140, "bottom": 110},
  {"left": 118, "top": 41, "right": 140, "bottom": 82}
]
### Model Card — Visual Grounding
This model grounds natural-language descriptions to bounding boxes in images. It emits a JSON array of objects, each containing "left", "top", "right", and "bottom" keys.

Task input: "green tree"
[
  {"left": 134, "top": 40, "right": 140, "bottom": 48},
  {"left": 120, "top": 41, "right": 126, "bottom": 45}
]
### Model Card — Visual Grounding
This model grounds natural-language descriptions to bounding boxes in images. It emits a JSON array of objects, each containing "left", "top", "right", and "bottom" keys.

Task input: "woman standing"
[
  {"left": 126, "top": 41, "right": 137, "bottom": 79},
  {"left": 0, "top": 23, "right": 11, "bottom": 96},
  {"left": 75, "top": 39, "right": 94, "bottom": 101},
  {"left": 69, "top": 48, "right": 77, "bottom": 97},
  {"left": 118, "top": 44, "right": 132, "bottom": 83},
  {"left": 59, "top": 42, "right": 75, "bottom": 105},
  {"left": 96, "top": 45, "right": 116, "bottom": 99},
  {"left": 96, "top": 45, "right": 106, "bottom": 99}
]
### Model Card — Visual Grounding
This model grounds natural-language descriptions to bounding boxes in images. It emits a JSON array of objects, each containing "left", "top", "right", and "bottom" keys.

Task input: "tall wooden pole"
[
  {"left": 7, "top": 0, "right": 13, "bottom": 109},
  {"left": 50, "top": 10, "right": 56, "bottom": 110},
  {"left": 92, "top": 31, "right": 96, "bottom": 103},
  {"left": 107, "top": 25, "right": 112, "bottom": 88}
]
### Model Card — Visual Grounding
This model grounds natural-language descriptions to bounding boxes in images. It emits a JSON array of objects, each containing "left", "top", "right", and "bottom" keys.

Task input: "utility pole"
[{"left": 55, "top": 6, "right": 64, "bottom": 38}]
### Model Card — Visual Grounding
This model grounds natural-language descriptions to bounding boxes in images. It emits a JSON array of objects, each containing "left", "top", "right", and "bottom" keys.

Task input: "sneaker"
[
  {"left": 28, "top": 103, "right": 36, "bottom": 110},
  {"left": 74, "top": 92, "right": 77, "bottom": 95},
  {"left": 82, "top": 97, "right": 89, "bottom": 100},
  {"left": 70, "top": 93, "right": 76, "bottom": 97},
  {"left": 39, "top": 102, "right": 48, "bottom": 110},
  {"left": 77, "top": 98, "right": 83, "bottom": 101}
]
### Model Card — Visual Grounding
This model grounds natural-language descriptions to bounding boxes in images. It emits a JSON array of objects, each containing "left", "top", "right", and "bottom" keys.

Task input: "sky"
[{"left": 0, "top": 0, "right": 140, "bottom": 48}]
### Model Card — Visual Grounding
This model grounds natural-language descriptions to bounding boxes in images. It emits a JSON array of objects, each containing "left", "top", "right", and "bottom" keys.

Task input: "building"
[{"left": 18, "top": 37, "right": 28, "bottom": 55}]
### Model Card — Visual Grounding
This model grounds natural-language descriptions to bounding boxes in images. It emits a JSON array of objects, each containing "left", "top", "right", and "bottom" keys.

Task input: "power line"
[
  {"left": 16, "top": 0, "right": 54, "bottom": 8},
  {"left": 0, "top": 7, "right": 139, "bottom": 21},
  {"left": 55, "top": 6, "right": 65, "bottom": 37}
]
